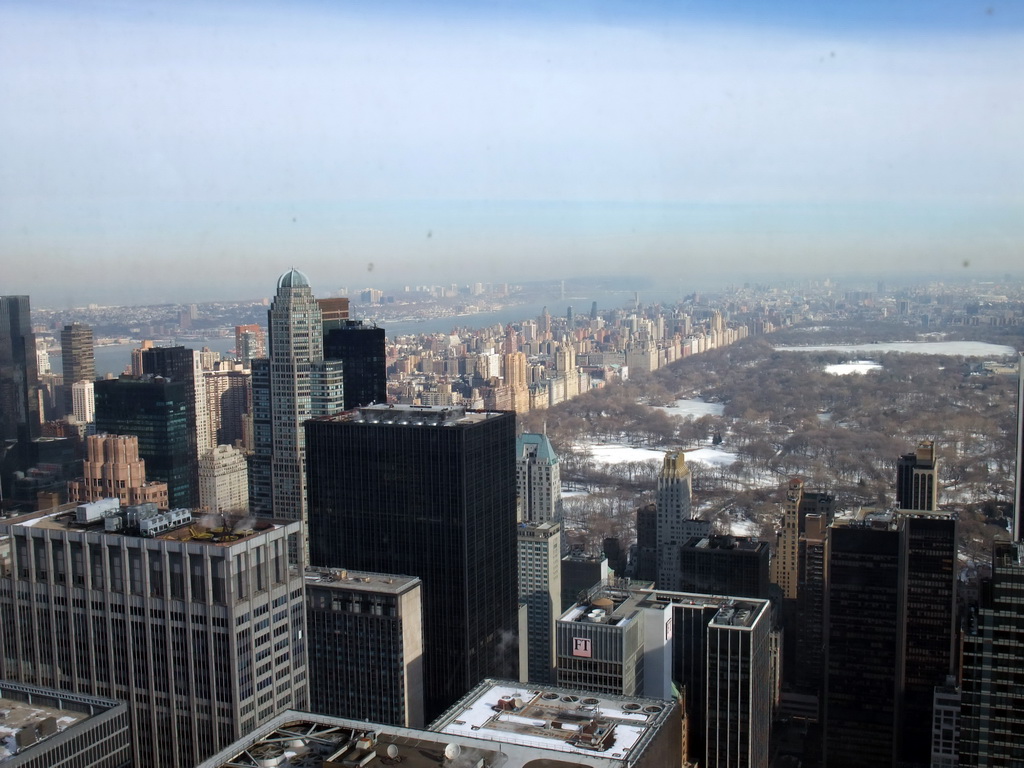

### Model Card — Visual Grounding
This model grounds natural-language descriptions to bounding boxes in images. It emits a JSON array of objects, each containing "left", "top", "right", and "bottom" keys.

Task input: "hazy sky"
[{"left": 2, "top": 0, "right": 1023, "bottom": 306}]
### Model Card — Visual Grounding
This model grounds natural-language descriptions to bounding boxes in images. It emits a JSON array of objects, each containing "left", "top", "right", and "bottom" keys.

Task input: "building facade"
[
  {"left": 305, "top": 404, "right": 518, "bottom": 722},
  {"left": 0, "top": 295, "right": 40, "bottom": 444},
  {"left": 94, "top": 376, "right": 193, "bottom": 509},
  {"left": 678, "top": 535, "right": 771, "bottom": 599},
  {"left": 896, "top": 440, "right": 939, "bottom": 512},
  {"left": 823, "top": 510, "right": 957, "bottom": 768},
  {"left": 60, "top": 323, "right": 95, "bottom": 417},
  {"left": 517, "top": 520, "right": 562, "bottom": 684},
  {"left": 198, "top": 444, "right": 250, "bottom": 514},
  {"left": 0, "top": 509, "right": 308, "bottom": 768},
  {"left": 250, "top": 269, "right": 324, "bottom": 523},
  {"left": 515, "top": 432, "right": 561, "bottom": 523},
  {"left": 305, "top": 567, "right": 424, "bottom": 727},
  {"left": 322, "top": 320, "right": 387, "bottom": 410},
  {"left": 67, "top": 434, "right": 169, "bottom": 509},
  {"left": 655, "top": 451, "right": 712, "bottom": 591},
  {"left": 960, "top": 542, "right": 1024, "bottom": 767},
  {"left": 0, "top": 680, "right": 131, "bottom": 768}
]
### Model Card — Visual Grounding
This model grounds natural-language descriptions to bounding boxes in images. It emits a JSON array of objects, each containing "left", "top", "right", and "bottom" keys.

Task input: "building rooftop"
[
  {"left": 684, "top": 534, "right": 767, "bottom": 552},
  {"left": 318, "top": 403, "right": 508, "bottom": 427},
  {"left": 432, "top": 679, "right": 676, "bottom": 765},
  {"left": 1, "top": 504, "right": 288, "bottom": 547},
  {"left": 0, "top": 681, "right": 123, "bottom": 764},
  {"left": 303, "top": 567, "right": 420, "bottom": 596},
  {"left": 559, "top": 585, "right": 644, "bottom": 628}
]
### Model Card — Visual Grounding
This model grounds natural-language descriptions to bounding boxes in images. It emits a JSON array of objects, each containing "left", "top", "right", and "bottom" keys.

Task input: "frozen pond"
[
  {"left": 825, "top": 361, "right": 882, "bottom": 375},
  {"left": 583, "top": 442, "right": 736, "bottom": 468},
  {"left": 775, "top": 341, "right": 1016, "bottom": 357},
  {"left": 653, "top": 397, "right": 725, "bottom": 418}
]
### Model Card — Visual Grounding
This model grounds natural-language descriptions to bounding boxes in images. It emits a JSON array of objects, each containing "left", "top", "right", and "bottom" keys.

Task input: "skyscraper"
[
  {"left": 515, "top": 432, "right": 561, "bottom": 523},
  {"left": 305, "top": 567, "right": 424, "bottom": 727},
  {"left": 960, "top": 541, "right": 1024, "bottom": 767},
  {"left": 198, "top": 444, "right": 249, "bottom": 514},
  {"left": 518, "top": 520, "right": 562, "bottom": 684},
  {"left": 655, "top": 451, "right": 711, "bottom": 591},
  {"left": 60, "top": 322, "right": 95, "bottom": 415},
  {"left": 896, "top": 440, "right": 939, "bottom": 512},
  {"left": 233, "top": 324, "right": 266, "bottom": 367},
  {"left": 250, "top": 269, "right": 324, "bottom": 522},
  {"left": 823, "top": 510, "right": 957, "bottom": 768},
  {"left": 67, "top": 433, "right": 169, "bottom": 508},
  {"left": 94, "top": 376, "right": 193, "bottom": 509},
  {"left": 771, "top": 477, "right": 835, "bottom": 697},
  {"left": 141, "top": 345, "right": 209, "bottom": 474},
  {"left": 0, "top": 295, "right": 40, "bottom": 444},
  {"left": 322, "top": 320, "right": 387, "bottom": 410},
  {"left": 203, "top": 366, "right": 250, "bottom": 448},
  {"left": 305, "top": 404, "right": 518, "bottom": 721},
  {"left": 0, "top": 508, "right": 308, "bottom": 768}
]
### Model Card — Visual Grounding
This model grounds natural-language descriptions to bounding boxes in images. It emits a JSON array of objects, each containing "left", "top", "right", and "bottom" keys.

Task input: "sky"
[{"left": 2, "top": 0, "right": 1023, "bottom": 307}]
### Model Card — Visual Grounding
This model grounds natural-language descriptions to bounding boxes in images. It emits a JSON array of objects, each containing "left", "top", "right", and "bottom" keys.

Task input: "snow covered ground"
[
  {"left": 653, "top": 397, "right": 725, "bottom": 418},
  {"left": 825, "top": 361, "right": 882, "bottom": 375},
  {"left": 776, "top": 341, "right": 1016, "bottom": 357},
  {"left": 583, "top": 442, "right": 736, "bottom": 468},
  {"left": 585, "top": 443, "right": 665, "bottom": 465}
]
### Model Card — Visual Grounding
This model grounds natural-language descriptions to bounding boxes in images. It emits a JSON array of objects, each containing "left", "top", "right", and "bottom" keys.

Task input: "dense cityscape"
[
  {"left": 3, "top": 0, "right": 1022, "bottom": 765},
  {"left": 0, "top": 271, "right": 1023, "bottom": 767}
]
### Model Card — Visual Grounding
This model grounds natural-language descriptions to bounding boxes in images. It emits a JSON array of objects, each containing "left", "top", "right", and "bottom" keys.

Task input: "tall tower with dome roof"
[{"left": 250, "top": 269, "right": 326, "bottom": 525}]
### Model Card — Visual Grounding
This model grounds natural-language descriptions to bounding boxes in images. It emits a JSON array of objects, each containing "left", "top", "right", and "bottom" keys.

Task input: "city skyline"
[{"left": 2, "top": 0, "right": 1022, "bottom": 306}]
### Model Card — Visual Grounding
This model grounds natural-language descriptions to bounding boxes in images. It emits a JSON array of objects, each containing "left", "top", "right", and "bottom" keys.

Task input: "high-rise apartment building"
[
  {"left": 233, "top": 324, "right": 266, "bottom": 367},
  {"left": 69, "top": 379, "right": 95, "bottom": 425},
  {"left": 203, "top": 367, "right": 250, "bottom": 448},
  {"left": 771, "top": 478, "right": 835, "bottom": 699},
  {"left": 94, "top": 377, "right": 193, "bottom": 509},
  {"left": 896, "top": 440, "right": 939, "bottom": 512},
  {"left": 655, "top": 451, "right": 711, "bottom": 591},
  {"left": 198, "top": 444, "right": 249, "bottom": 514},
  {"left": 305, "top": 567, "right": 424, "bottom": 727},
  {"left": 305, "top": 404, "right": 518, "bottom": 721},
  {"left": 515, "top": 432, "right": 561, "bottom": 523},
  {"left": 823, "top": 510, "right": 957, "bottom": 768},
  {"left": 67, "top": 433, "right": 169, "bottom": 509},
  {"left": 322, "top": 320, "right": 387, "bottom": 410},
  {"left": 0, "top": 508, "right": 308, "bottom": 768},
  {"left": 517, "top": 520, "right": 562, "bottom": 684},
  {"left": 249, "top": 269, "right": 324, "bottom": 522},
  {"left": 771, "top": 477, "right": 836, "bottom": 600},
  {"left": 60, "top": 322, "right": 95, "bottom": 416},
  {"left": 0, "top": 295, "right": 40, "bottom": 444}
]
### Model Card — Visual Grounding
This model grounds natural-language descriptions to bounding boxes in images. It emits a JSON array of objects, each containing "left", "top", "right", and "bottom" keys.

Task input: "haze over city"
[{"left": 2, "top": 0, "right": 1023, "bottom": 307}]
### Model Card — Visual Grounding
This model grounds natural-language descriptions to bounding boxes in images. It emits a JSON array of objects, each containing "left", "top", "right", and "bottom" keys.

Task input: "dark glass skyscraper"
[
  {"left": 94, "top": 377, "right": 193, "bottom": 509},
  {"left": 823, "top": 511, "right": 957, "bottom": 768},
  {"left": 0, "top": 295, "right": 40, "bottom": 444},
  {"left": 141, "top": 346, "right": 200, "bottom": 505},
  {"left": 322, "top": 320, "right": 387, "bottom": 410},
  {"left": 961, "top": 541, "right": 1024, "bottom": 767},
  {"left": 305, "top": 404, "right": 518, "bottom": 721}
]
